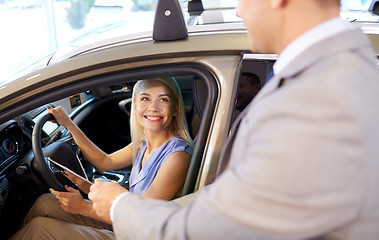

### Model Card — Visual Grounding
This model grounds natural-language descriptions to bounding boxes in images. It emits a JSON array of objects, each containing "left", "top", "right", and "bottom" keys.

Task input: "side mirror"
[
  {"left": 369, "top": 0, "right": 379, "bottom": 16},
  {"left": 153, "top": 0, "right": 188, "bottom": 41}
]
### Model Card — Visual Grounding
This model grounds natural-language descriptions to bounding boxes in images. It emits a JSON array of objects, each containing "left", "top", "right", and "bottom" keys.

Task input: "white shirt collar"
[{"left": 273, "top": 17, "right": 352, "bottom": 75}]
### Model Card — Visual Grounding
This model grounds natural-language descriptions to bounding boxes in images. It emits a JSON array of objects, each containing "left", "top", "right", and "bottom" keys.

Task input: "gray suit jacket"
[{"left": 112, "top": 27, "right": 379, "bottom": 240}]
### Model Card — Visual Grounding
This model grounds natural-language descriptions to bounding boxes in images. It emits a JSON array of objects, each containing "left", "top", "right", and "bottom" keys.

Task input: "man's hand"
[{"left": 88, "top": 179, "right": 128, "bottom": 222}]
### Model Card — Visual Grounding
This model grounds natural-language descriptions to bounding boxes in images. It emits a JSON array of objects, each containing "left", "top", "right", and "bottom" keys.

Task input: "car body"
[{"left": 0, "top": 0, "right": 378, "bottom": 237}]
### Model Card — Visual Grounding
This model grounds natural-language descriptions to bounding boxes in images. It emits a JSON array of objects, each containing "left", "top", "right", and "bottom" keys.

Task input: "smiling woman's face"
[{"left": 135, "top": 81, "right": 177, "bottom": 135}]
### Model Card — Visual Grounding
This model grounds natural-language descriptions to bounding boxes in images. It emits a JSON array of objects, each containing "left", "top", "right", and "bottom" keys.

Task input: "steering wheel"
[{"left": 32, "top": 113, "right": 87, "bottom": 191}]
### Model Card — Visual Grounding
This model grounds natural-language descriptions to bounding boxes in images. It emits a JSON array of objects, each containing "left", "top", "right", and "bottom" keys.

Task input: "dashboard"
[
  {"left": 0, "top": 104, "right": 58, "bottom": 170},
  {"left": 0, "top": 105, "right": 58, "bottom": 237},
  {"left": 0, "top": 92, "right": 91, "bottom": 173},
  {"left": 0, "top": 123, "right": 25, "bottom": 166},
  {"left": 1, "top": 134, "right": 19, "bottom": 160}
]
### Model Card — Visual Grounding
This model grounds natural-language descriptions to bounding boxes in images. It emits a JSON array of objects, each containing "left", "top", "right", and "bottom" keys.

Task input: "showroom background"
[{"left": 0, "top": 0, "right": 372, "bottom": 82}]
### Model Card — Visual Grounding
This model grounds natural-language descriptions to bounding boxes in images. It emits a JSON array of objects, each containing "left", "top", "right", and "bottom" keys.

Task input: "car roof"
[
  {"left": 15, "top": 20, "right": 379, "bottom": 71},
  {"left": 48, "top": 21, "right": 247, "bottom": 63}
]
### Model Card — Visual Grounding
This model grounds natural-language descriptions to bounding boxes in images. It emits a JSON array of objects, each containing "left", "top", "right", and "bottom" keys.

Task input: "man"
[{"left": 89, "top": 0, "right": 379, "bottom": 239}]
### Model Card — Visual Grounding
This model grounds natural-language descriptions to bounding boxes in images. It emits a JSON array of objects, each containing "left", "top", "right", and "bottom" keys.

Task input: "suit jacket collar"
[
  {"left": 280, "top": 28, "right": 373, "bottom": 80},
  {"left": 252, "top": 28, "right": 373, "bottom": 104}
]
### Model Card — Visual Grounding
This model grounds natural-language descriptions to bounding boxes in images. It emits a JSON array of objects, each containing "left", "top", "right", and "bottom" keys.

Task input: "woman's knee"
[
  {"left": 28, "top": 216, "right": 49, "bottom": 227},
  {"left": 32, "top": 193, "right": 58, "bottom": 215},
  {"left": 13, "top": 217, "right": 55, "bottom": 240},
  {"left": 23, "top": 193, "right": 59, "bottom": 225},
  {"left": 36, "top": 193, "right": 56, "bottom": 205}
]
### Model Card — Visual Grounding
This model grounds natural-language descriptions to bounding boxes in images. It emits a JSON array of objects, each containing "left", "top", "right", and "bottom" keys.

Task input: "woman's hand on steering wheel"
[{"left": 47, "top": 106, "right": 72, "bottom": 128}]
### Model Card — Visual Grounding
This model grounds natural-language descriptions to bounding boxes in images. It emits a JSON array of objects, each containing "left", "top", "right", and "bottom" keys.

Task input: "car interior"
[
  {"left": 0, "top": 65, "right": 219, "bottom": 237},
  {"left": 0, "top": 57, "right": 274, "bottom": 238}
]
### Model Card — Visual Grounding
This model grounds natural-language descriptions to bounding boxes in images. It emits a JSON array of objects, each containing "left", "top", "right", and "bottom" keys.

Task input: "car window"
[
  {"left": 13, "top": 65, "right": 218, "bottom": 195},
  {"left": 69, "top": 76, "right": 201, "bottom": 154},
  {"left": 230, "top": 57, "right": 275, "bottom": 126}
]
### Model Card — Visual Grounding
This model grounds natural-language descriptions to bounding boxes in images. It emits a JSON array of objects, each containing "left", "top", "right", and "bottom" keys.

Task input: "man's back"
[{"left": 223, "top": 25, "right": 379, "bottom": 239}]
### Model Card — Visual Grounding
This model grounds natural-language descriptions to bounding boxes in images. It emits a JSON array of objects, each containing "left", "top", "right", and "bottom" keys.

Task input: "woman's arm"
[
  {"left": 142, "top": 151, "right": 191, "bottom": 200},
  {"left": 47, "top": 106, "right": 133, "bottom": 172}
]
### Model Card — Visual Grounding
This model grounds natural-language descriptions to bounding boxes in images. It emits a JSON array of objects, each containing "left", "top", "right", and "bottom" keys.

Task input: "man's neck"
[{"left": 275, "top": 1, "right": 340, "bottom": 54}]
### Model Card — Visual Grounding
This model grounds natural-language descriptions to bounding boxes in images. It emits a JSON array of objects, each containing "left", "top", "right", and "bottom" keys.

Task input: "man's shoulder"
[{"left": 280, "top": 27, "right": 375, "bottom": 81}]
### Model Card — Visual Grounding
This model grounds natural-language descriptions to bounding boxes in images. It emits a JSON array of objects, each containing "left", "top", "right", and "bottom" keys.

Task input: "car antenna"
[
  {"left": 153, "top": 0, "right": 188, "bottom": 41},
  {"left": 369, "top": 0, "right": 379, "bottom": 16}
]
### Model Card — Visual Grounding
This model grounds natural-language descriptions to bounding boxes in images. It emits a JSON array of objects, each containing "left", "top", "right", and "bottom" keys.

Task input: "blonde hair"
[{"left": 130, "top": 78, "right": 193, "bottom": 158}]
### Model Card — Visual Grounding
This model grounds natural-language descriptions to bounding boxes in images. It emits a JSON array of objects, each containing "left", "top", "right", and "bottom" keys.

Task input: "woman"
[{"left": 12, "top": 77, "right": 193, "bottom": 239}]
